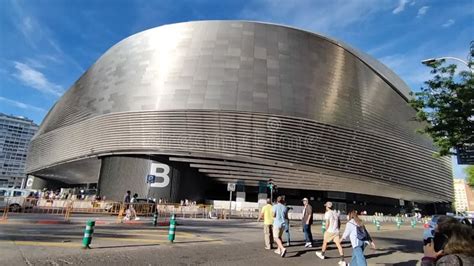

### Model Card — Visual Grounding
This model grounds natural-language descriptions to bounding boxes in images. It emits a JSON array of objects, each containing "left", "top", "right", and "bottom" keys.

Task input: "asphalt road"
[{"left": 0, "top": 216, "right": 424, "bottom": 265}]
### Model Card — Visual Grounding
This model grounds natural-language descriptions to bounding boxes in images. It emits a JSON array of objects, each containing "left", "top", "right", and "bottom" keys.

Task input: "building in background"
[
  {"left": 0, "top": 113, "right": 38, "bottom": 188},
  {"left": 454, "top": 178, "right": 474, "bottom": 212},
  {"left": 26, "top": 21, "right": 453, "bottom": 214}
]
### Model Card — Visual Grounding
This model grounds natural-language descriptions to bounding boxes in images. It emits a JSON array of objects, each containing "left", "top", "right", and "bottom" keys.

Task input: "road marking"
[
  {"left": 0, "top": 237, "right": 223, "bottom": 248},
  {"left": 0, "top": 231, "right": 198, "bottom": 239},
  {"left": 0, "top": 232, "right": 221, "bottom": 245},
  {"left": 0, "top": 240, "right": 81, "bottom": 248}
]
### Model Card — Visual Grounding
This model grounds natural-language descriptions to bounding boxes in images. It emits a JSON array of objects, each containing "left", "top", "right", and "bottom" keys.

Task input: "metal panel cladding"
[{"left": 26, "top": 21, "right": 453, "bottom": 203}]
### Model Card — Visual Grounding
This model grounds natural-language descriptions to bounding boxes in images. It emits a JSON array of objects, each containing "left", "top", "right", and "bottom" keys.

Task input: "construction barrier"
[
  {"left": 168, "top": 215, "right": 176, "bottom": 243},
  {"left": 82, "top": 220, "right": 95, "bottom": 249},
  {"left": 396, "top": 218, "right": 402, "bottom": 229}
]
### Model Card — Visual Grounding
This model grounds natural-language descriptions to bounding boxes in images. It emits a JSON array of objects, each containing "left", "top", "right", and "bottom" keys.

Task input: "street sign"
[
  {"left": 146, "top": 174, "right": 156, "bottom": 184},
  {"left": 399, "top": 199, "right": 405, "bottom": 206},
  {"left": 227, "top": 183, "right": 236, "bottom": 192},
  {"left": 457, "top": 144, "right": 474, "bottom": 165}
]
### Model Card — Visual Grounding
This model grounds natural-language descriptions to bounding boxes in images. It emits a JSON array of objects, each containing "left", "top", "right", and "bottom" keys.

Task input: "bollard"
[
  {"left": 396, "top": 218, "right": 401, "bottom": 229},
  {"left": 82, "top": 220, "right": 95, "bottom": 249},
  {"left": 321, "top": 220, "right": 326, "bottom": 234},
  {"left": 153, "top": 213, "right": 158, "bottom": 227},
  {"left": 411, "top": 219, "right": 416, "bottom": 228},
  {"left": 376, "top": 220, "right": 380, "bottom": 231},
  {"left": 168, "top": 214, "right": 176, "bottom": 243}
]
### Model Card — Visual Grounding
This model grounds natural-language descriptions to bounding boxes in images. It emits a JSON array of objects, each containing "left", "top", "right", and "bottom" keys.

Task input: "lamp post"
[{"left": 421, "top": 57, "right": 473, "bottom": 73}]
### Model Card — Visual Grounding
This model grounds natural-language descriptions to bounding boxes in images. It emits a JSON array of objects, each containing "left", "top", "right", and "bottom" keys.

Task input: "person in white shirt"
[
  {"left": 316, "top": 202, "right": 345, "bottom": 265},
  {"left": 340, "top": 210, "right": 376, "bottom": 266}
]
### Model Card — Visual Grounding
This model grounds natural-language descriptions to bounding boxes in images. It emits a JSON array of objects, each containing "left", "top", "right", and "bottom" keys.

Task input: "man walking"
[
  {"left": 302, "top": 198, "right": 314, "bottom": 248},
  {"left": 257, "top": 198, "right": 274, "bottom": 250},
  {"left": 316, "top": 201, "right": 345, "bottom": 265},
  {"left": 123, "top": 190, "right": 131, "bottom": 220},
  {"left": 272, "top": 196, "right": 288, "bottom": 257}
]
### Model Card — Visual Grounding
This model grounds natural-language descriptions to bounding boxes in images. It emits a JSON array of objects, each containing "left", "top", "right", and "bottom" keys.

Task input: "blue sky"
[{"left": 0, "top": 0, "right": 472, "bottom": 178}]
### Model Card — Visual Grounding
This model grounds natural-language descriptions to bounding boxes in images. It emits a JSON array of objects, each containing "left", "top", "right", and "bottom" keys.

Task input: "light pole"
[{"left": 421, "top": 57, "right": 473, "bottom": 73}]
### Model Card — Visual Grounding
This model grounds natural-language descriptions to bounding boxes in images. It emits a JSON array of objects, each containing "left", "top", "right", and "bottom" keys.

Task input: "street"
[{"left": 0, "top": 215, "right": 424, "bottom": 265}]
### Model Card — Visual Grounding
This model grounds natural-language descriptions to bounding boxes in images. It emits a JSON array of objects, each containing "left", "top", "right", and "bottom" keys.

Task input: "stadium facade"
[{"left": 26, "top": 21, "right": 453, "bottom": 214}]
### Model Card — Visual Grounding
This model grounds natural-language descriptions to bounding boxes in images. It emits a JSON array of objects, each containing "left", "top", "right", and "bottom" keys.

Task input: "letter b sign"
[{"left": 149, "top": 163, "right": 170, "bottom": 188}]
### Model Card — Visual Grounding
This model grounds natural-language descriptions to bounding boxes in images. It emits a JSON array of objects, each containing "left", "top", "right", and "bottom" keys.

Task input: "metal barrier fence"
[
  {"left": 0, "top": 196, "right": 215, "bottom": 222},
  {"left": 1, "top": 197, "right": 431, "bottom": 224}
]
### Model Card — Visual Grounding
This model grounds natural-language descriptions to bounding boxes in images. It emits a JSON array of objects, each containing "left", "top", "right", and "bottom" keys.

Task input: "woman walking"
[{"left": 340, "top": 210, "right": 375, "bottom": 266}]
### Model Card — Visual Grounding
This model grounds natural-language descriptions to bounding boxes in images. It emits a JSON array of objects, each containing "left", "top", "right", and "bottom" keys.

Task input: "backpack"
[{"left": 351, "top": 222, "right": 368, "bottom": 241}]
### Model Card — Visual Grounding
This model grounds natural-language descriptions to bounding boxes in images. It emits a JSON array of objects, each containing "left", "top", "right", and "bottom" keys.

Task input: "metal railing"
[{"left": 1, "top": 196, "right": 215, "bottom": 222}]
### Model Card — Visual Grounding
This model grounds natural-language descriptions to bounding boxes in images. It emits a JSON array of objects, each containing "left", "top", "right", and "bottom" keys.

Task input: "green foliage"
[
  {"left": 409, "top": 45, "right": 474, "bottom": 156},
  {"left": 465, "top": 165, "right": 474, "bottom": 187}
]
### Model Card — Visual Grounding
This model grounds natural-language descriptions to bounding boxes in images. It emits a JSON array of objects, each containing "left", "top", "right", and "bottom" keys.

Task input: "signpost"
[
  {"left": 146, "top": 175, "right": 156, "bottom": 184},
  {"left": 146, "top": 175, "right": 156, "bottom": 199},
  {"left": 267, "top": 179, "right": 275, "bottom": 203},
  {"left": 457, "top": 144, "right": 474, "bottom": 165},
  {"left": 227, "top": 183, "right": 236, "bottom": 217}
]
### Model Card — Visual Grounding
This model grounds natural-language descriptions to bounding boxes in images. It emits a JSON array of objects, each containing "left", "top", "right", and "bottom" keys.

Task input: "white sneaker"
[
  {"left": 315, "top": 251, "right": 325, "bottom": 259},
  {"left": 305, "top": 242, "right": 312, "bottom": 248},
  {"left": 135, "top": 217, "right": 140, "bottom": 220},
  {"left": 338, "top": 261, "right": 346, "bottom": 266},
  {"left": 274, "top": 249, "right": 280, "bottom": 255},
  {"left": 280, "top": 248, "right": 287, "bottom": 257}
]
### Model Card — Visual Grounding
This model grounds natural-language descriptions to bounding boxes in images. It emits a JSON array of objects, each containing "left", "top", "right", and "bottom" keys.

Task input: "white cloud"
[
  {"left": 416, "top": 6, "right": 429, "bottom": 18},
  {"left": 442, "top": 19, "right": 455, "bottom": 28},
  {"left": 24, "top": 58, "right": 46, "bottom": 69},
  {"left": 393, "top": 0, "right": 411, "bottom": 14},
  {"left": 240, "top": 0, "right": 393, "bottom": 34},
  {"left": 10, "top": 1, "right": 84, "bottom": 74},
  {"left": 12, "top": 61, "right": 63, "bottom": 96},
  {"left": 0, "top": 96, "right": 46, "bottom": 112}
]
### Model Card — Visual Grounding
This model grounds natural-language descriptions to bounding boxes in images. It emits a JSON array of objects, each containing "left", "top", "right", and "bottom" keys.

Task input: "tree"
[
  {"left": 465, "top": 165, "right": 474, "bottom": 187},
  {"left": 409, "top": 43, "right": 474, "bottom": 156}
]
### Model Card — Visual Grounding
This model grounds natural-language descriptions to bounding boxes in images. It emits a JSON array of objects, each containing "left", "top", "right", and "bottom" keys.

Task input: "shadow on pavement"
[
  {"left": 392, "top": 260, "right": 418, "bottom": 266},
  {"left": 93, "top": 243, "right": 161, "bottom": 249},
  {"left": 371, "top": 236, "right": 423, "bottom": 254},
  {"left": 92, "top": 239, "right": 221, "bottom": 249}
]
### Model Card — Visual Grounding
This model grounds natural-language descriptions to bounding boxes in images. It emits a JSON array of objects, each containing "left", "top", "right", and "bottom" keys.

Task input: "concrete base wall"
[{"left": 98, "top": 155, "right": 208, "bottom": 202}]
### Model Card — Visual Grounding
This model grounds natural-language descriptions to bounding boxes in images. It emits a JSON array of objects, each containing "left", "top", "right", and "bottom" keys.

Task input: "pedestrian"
[
  {"left": 272, "top": 196, "right": 288, "bottom": 257},
  {"left": 421, "top": 216, "right": 474, "bottom": 265},
  {"left": 124, "top": 190, "right": 131, "bottom": 204},
  {"left": 316, "top": 201, "right": 346, "bottom": 265},
  {"left": 123, "top": 190, "right": 131, "bottom": 220},
  {"left": 257, "top": 198, "right": 274, "bottom": 250},
  {"left": 302, "top": 197, "right": 314, "bottom": 248},
  {"left": 340, "top": 210, "right": 376, "bottom": 266},
  {"left": 130, "top": 193, "right": 140, "bottom": 220}
]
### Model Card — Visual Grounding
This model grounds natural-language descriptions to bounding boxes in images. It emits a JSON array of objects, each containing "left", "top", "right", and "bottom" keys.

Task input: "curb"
[{"left": 1, "top": 219, "right": 172, "bottom": 226}]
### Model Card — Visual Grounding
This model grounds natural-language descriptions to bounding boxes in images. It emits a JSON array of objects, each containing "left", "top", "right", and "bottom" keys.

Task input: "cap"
[
  {"left": 302, "top": 197, "right": 309, "bottom": 201},
  {"left": 324, "top": 201, "right": 333, "bottom": 208}
]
